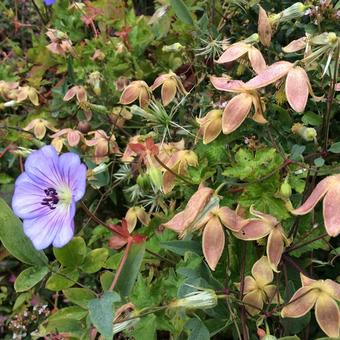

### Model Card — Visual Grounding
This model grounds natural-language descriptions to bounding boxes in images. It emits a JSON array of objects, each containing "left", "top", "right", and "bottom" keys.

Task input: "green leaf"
[
  {"left": 53, "top": 237, "right": 87, "bottom": 268},
  {"left": 88, "top": 292, "right": 121, "bottom": 340},
  {"left": 329, "top": 142, "right": 340, "bottom": 153},
  {"left": 169, "top": 0, "right": 194, "bottom": 25},
  {"left": 302, "top": 111, "right": 322, "bottom": 126},
  {"left": 46, "top": 268, "right": 79, "bottom": 291},
  {"left": 14, "top": 266, "right": 49, "bottom": 292},
  {"left": 131, "top": 314, "right": 157, "bottom": 340},
  {"left": 45, "top": 319, "right": 84, "bottom": 338},
  {"left": 0, "top": 198, "right": 48, "bottom": 266},
  {"left": 100, "top": 271, "right": 115, "bottom": 291},
  {"left": 81, "top": 248, "right": 109, "bottom": 274},
  {"left": 160, "top": 240, "right": 202, "bottom": 256},
  {"left": 63, "top": 288, "right": 97, "bottom": 308},
  {"left": 186, "top": 317, "right": 210, "bottom": 340},
  {"left": 12, "top": 292, "right": 32, "bottom": 310},
  {"left": 116, "top": 242, "right": 146, "bottom": 297},
  {"left": 48, "top": 306, "right": 88, "bottom": 322}
]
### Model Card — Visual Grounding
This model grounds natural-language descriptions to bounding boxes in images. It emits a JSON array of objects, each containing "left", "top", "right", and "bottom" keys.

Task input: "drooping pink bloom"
[
  {"left": 291, "top": 175, "right": 340, "bottom": 237},
  {"left": 50, "top": 129, "right": 84, "bottom": 150},
  {"left": 196, "top": 109, "right": 222, "bottom": 144},
  {"left": 24, "top": 119, "right": 57, "bottom": 140},
  {"left": 119, "top": 81, "right": 151, "bottom": 108},
  {"left": 281, "top": 273, "right": 340, "bottom": 338}
]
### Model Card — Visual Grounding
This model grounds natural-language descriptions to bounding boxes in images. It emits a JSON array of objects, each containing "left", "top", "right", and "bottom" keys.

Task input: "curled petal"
[
  {"left": 283, "top": 37, "right": 307, "bottom": 53},
  {"left": 202, "top": 118, "right": 222, "bottom": 144},
  {"left": 63, "top": 87, "right": 77, "bottom": 101},
  {"left": 252, "top": 256, "right": 273, "bottom": 286},
  {"left": 222, "top": 93, "right": 253, "bottom": 134},
  {"left": 281, "top": 286, "right": 318, "bottom": 318},
  {"left": 202, "top": 216, "right": 225, "bottom": 271},
  {"left": 315, "top": 295, "right": 340, "bottom": 338},
  {"left": 323, "top": 187, "right": 340, "bottom": 237},
  {"left": 217, "top": 206, "right": 245, "bottom": 232},
  {"left": 248, "top": 47, "right": 267, "bottom": 74},
  {"left": 246, "top": 61, "right": 293, "bottom": 89},
  {"left": 120, "top": 85, "right": 140, "bottom": 105},
  {"left": 292, "top": 176, "right": 334, "bottom": 215},
  {"left": 251, "top": 96, "right": 267, "bottom": 124},
  {"left": 216, "top": 42, "right": 249, "bottom": 64},
  {"left": 150, "top": 74, "right": 167, "bottom": 90},
  {"left": 161, "top": 79, "right": 177, "bottom": 106},
  {"left": 76, "top": 87, "right": 87, "bottom": 103},
  {"left": 210, "top": 77, "right": 246, "bottom": 93},
  {"left": 233, "top": 220, "right": 271, "bottom": 240},
  {"left": 243, "top": 276, "right": 257, "bottom": 294},
  {"left": 285, "top": 67, "right": 309, "bottom": 113},
  {"left": 243, "top": 290, "right": 263, "bottom": 316},
  {"left": 258, "top": 5, "right": 272, "bottom": 47},
  {"left": 267, "top": 227, "right": 284, "bottom": 272},
  {"left": 125, "top": 209, "right": 137, "bottom": 233}
]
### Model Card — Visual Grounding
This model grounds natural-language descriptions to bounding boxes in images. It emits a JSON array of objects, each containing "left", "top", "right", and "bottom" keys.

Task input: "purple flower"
[
  {"left": 44, "top": 0, "right": 56, "bottom": 6},
  {"left": 12, "top": 146, "right": 86, "bottom": 250}
]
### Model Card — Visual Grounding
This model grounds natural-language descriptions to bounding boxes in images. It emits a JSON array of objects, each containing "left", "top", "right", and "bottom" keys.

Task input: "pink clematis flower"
[
  {"left": 63, "top": 86, "right": 88, "bottom": 104},
  {"left": 232, "top": 207, "right": 289, "bottom": 272},
  {"left": 245, "top": 61, "right": 312, "bottom": 113},
  {"left": 291, "top": 175, "right": 340, "bottom": 237},
  {"left": 119, "top": 80, "right": 151, "bottom": 108},
  {"left": 50, "top": 129, "right": 84, "bottom": 150},
  {"left": 281, "top": 273, "right": 340, "bottom": 338},
  {"left": 125, "top": 206, "right": 150, "bottom": 233},
  {"left": 196, "top": 109, "right": 222, "bottom": 144},
  {"left": 210, "top": 77, "right": 267, "bottom": 135},
  {"left": 24, "top": 119, "right": 57, "bottom": 140},
  {"left": 237, "top": 256, "right": 282, "bottom": 315}
]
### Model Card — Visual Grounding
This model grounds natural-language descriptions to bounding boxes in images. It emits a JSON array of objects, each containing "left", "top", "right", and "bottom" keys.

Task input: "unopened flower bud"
[
  {"left": 292, "top": 123, "right": 317, "bottom": 141},
  {"left": 147, "top": 166, "right": 163, "bottom": 191},
  {"left": 168, "top": 289, "right": 218, "bottom": 310},
  {"left": 78, "top": 120, "right": 91, "bottom": 133},
  {"left": 280, "top": 177, "right": 292, "bottom": 198}
]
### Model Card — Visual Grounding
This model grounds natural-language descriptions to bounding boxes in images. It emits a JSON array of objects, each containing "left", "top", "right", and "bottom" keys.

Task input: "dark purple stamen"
[{"left": 41, "top": 187, "right": 59, "bottom": 210}]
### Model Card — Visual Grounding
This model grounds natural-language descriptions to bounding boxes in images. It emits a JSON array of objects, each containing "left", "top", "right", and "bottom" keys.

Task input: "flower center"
[
  {"left": 57, "top": 185, "right": 73, "bottom": 205},
  {"left": 41, "top": 187, "right": 59, "bottom": 210}
]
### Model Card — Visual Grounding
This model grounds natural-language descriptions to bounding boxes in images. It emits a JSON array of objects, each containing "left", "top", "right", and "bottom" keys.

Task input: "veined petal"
[
  {"left": 203, "top": 118, "right": 222, "bottom": 144},
  {"left": 323, "top": 187, "right": 340, "bottom": 237},
  {"left": 150, "top": 74, "right": 167, "bottom": 90},
  {"left": 216, "top": 42, "right": 248, "bottom": 64},
  {"left": 12, "top": 173, "right": 50, "bottom": 219},
  {"left": 248, "top": 47, "right": 267, "bottom": 74},
  {"left": 285, "top": 67, "right": 309, "bottom": 113},
  {"left": 120, "top": 84, "right": 140, "bottom": 105},
  {"left": 258, "top": 5, "right": 272, "bottom": 47},
  {"left": 161, "top": 79, "right": 177, "bottom": 106},
  {"left": 292, "top": 176, "right": 334, "bottom": 215},
  {"left": 67, "top": 130, "right": 81, "bottom": 147},
  {"left": 217, "top": 206, "right": 245, "bottom": 232},
  {"left": 281, "top": 287, "right": 318, "bottom": 318},
  {"left": 243, "top": 290, "right": 263, "bottom": 316},
  {"left": 202, "top": 216, "right": 225, "bottom": 271},
  {"left": 23, "top": 201, "right": 75, "bottom": 250},
  {"left": 243, "top": 276, "right": 257, "bottom": 294},
  {"left": 252, "top": 256, "right": 273, "bottom": 286},
  {"left": 315, "top": 294, "right": 340, "bottom": 338},
  {"left": 58, "top": 152, "right": 87, "bottom": 201},
  {"left": 233, "top": 220, "right": 271, "bottom": 240},
  {"left": 222, "top": 93, "right": 253, "bottom": 134},
  {"left": 267, "top": 227, "right": 284, "bottom": 272},
  {"left": 163, "top": 211, "right": 186, "bottom": 234},
  {"left": 25, "top": 145, "right": 63, "bottom": 188},
  {"left": 245, "top": 61, "right": 293, "bottom": 89},
  {"left": 210, "top": 77, "right": 246, "bottom": 93}
]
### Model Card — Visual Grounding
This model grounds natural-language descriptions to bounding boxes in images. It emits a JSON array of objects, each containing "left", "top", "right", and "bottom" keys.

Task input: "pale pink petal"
[
  {"left": 210, "top": 77, "right": 246, "bottom": 93},
  {"left": 292, "top": 176, "right": 334, "bottom": 215},
  {"left": 23, "top": 119, "right": 38, "bottom": 132},
  {"left": 263, "top": 284, "right": 282, "bottom": 304},
  {"left": 315, "top": 295, "right": 340, "bottom": 338},
  {"left": 243, "top": 290, "right": 263, "bottom": 316},
  {"left": 202, "top": 216, "right": 225, "bottom": 271},
  {"left": 258, "top": 5, "right": 272, "bottom": 47},
  {"left": 323, "top": 186, "right": 340, "bottom": 237},
  {"left": 285, "top": 67, "right": 309, "bottom": 113},
  {"left": 217, "top": 206, "right": 245, "bottom": 232},
  {"left": 252, "top": 256, "right": 273, "bottom": 286},
  {"left": 162, "top": 171, "right": 176, "bottom": 194},
  {"left": 324, "top": 279, "right": 340, "bottom": 301},
  {"left": 139, "top": 87, "right": 150, "bottom": 108},
  {"left": 248, "top": 47, "right": 267, "bottom": 74},
  {"left": 163, "top": 211, "right": 186, "bottom": 234},
  {"left": 251, "top": 96, "right": 267, "bottom": 123},
  {"left": 203, "top": 118, "right": 222, "bottom": 144},
  {"left": 109, "top": 235, "right": 127, "bottom": 249},
  {"left": 119, "top": 84, "right": 140, "bottom": 105},
  {"left": 267, "top": 227, "right": 284, "bottom": 272},
  {"left": 245, "top": 61, "right": 293, "bottom": 89},
  {"left": 243, "top": 276, "right": 257, "bottom": 294},
  {"left": 233, "top": 220, "right": 271, "bottom": 240},
  {"left": 63, "top": 87, "right": 77, "bottom": 101},
  {"left": 222, "top": 93, "right": 253, "bottom": 134},
  {"left": 150, "top": 74, "right": 167, "bottom": 91},
  {"left": 161, "top": 79, "right": 177, "bottom": 106},
  {"left": 300, "top": 273, "right": 317, "bottom": 287},
  {"left": 281, "top": 287, "right": 318, "bottom": 318},
  {"left": 282, "top": 37, "right": 307, "bottom": 53},
  {"left": 50, "top": 128, "right": 72, "bottom": 139},
  {"left": 33, "top": 123, "right": 46, "bottom": 140},
  {"left": 216, "top": 42, "right": 248, "bottom": 64},
  {"left": 67, "top": 131, "right": 81, "bottom": 147}
]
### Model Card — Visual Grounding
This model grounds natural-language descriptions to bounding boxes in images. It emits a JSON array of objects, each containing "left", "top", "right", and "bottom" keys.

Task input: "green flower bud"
[
  {"left": 147, "top": 166, "right": 163, "bottom": 191},
  {"left": 280, "top": 178, "right": 292, "bottom": 198},
  {"left": 168, "top": 289, "right": 218, "bottom": 310}
]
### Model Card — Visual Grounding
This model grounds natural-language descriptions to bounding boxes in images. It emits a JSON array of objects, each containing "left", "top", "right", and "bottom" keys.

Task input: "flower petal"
[
  {"left": 315, "top": 294, "right": 340, "bottom": 338},
  {"left": 217, "top": 206, "right": 245, "bottom": 232},
  {"left": 222, "top": 93, "right": 253, "bottom": 134},
  {"left": 282, "top": 37, "right": 307, "bottom": 53},
  {"left": 245, "top": 61, "right": 293, "bottom": 89},
  {"left": 216, "top": 42, "right": 248, "bottom": 64},
  {"left": 233, "top": 220, "right": 271, "bottom": 240},
  {"left": 23, "top": 201, "right": 75, "bottom": 250},
  {"left": 163, "top": 210, "right": 186, "bottom": 234},
  {"left": 34, "top": 122, "right": 46, "bottom": 140},
  {"left": 263, "top": 284, "right": 282, "bottom": 304},
  {"left": 210, "top": 77, "right": 246, "bottom": 93},
  {"left": 203, "top": 117, "right": 222, "bottom": 144},
  {"left": 267, "top": 227, "right": 284, "bottom": 272},
  {"left": 25, "top": 145, "right": 63, "bottom": 188},
  {"left": 161, "top": 79, "right": 177, "bottom": 106},
  {"left": 63, "top": 87, "right": 77, "bottom": 101},
  {"left": 150, "top": 74, "right": 167, "bottom": 91},
  {"left": 258, "top": 5, "right": 272, "bottom": 47},
  {"left": 281, "top": 286, "right": 318, "bottom": 318},
  {"left": 285, "top": 66, "right": 309, "bottom": 113},
  {"left": 67, "top": 130, "right": 81, "bottom": 147},
  {"left": 120, "top": 84, "right": 140, "bottom": 105},
  {"left": 58, "top": 152, "right": 87, "bottom": 201},
  {"left": 252, "top": 256, "right": 273, "bottom": 286},
  {"left": 323, "top": 187, "right": 340, "bottom": 237},
  {"left": 243, "top": 290, "right": 263, "bottom": 315},
  {"left": 243, "top": 276, "right": 257, "bottom": 294},
  {"left": 324, "top": 280, "right": 340, "bottom": 301},
  {"left": 202, "top": 216, "right": 225, "bottom": 271},
  {"left": 292, "top": 176, "right": 334, "bottom": 215},
  {"left": 300, "top": 273, "right": 317, "bottom": 287},
  {"left": 248, "top": 47, "right": 267, "bottom": 74}
]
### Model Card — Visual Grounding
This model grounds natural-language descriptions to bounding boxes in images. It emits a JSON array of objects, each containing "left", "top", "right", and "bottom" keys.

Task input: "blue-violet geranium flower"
[{"left": 12, "top": 145, "right": 86, "bottom": 250}]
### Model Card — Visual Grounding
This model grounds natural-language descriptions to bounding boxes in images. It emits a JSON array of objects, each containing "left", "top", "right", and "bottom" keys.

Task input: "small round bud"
[{"left": 78, "top": 120, "right": 91, "bottom": 133}]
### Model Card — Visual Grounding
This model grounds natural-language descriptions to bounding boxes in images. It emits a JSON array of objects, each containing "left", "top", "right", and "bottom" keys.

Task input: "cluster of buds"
[
  {"left": 46, "top": 29, "right": 74, "bottom": 56},
  {"left": 119, "top": 71, "right": 187, "bottom": 108}
]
